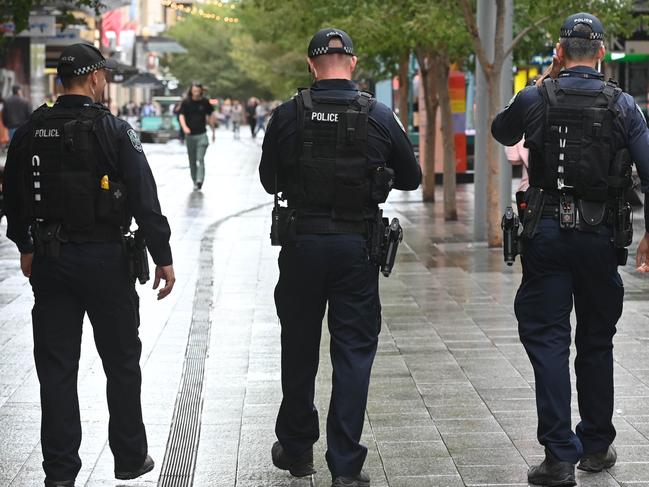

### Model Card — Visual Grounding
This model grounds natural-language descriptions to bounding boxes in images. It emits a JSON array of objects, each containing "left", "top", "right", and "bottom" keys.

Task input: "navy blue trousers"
[
  {"left": 30, "top": 242, "right": 147, "bottom": 481},
  {"left": 516, "top": 218, "right": 623, "bottom": 463},
  {"left": 274, "top": 234, "right": 381, "bottom": 477}
]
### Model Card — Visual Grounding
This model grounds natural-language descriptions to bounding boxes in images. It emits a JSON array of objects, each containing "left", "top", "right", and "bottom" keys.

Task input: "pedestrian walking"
[
  {"left": 1, "top": 84, "right": 31, "bottom": 141},
  {"left": 492, "top": 13, "right": 649, "bottom": 486},
  {"left": 231, "top": 99, "right": 243, "bottom": 140},
  {"left": 178, "top": 82, "right": 214, "bottom": 190},
  {"left": 255, "top": 101, "right": 268, "bottom": 135},
  {"left": 259, "top": 28, "right": 421, "bottom": 487},
  {"left": 2, "top": 43, "right": 175, "bottom": 487},
  {"left": 246, "top": 96, "right": 258, "bottom": 138}
]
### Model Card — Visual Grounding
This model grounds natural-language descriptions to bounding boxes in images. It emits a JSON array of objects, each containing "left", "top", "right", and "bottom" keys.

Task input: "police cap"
[
  {"left": 307, "top": 28, "right": 355, "bottom": 58},
  {"left": 57, "top": 43, "right": 118, "bottom": 78},
  {"left": 560, "top": 13, "right": 605, "bottom": 40}
]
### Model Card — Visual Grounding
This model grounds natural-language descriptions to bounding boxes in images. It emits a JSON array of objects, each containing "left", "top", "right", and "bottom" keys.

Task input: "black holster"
[
  {"left": 270, "top": 206, "right": 297, "bottom": 246},
  {"left": 123, "top": 230, "right": 150, "bottom": 284},
  {"left": 368, "top": 211, "right": 403, "bottom": 277},
  {"left": 501, "top": 207, "right": 521, "bottom": 266}
]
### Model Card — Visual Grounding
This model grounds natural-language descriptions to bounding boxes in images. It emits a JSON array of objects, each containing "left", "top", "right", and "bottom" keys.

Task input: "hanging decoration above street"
[{"left": 161, "top": 0, "right": 239, "bottom": 23}]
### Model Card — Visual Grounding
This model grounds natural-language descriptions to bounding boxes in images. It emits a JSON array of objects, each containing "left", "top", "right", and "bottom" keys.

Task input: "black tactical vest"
[
  {"left": 285, "top": 89, "right": 392, "bottom": 233},
  {"left": 530, "top": 77, "right": 621, "bottom": 202},
  {"left": 25, "top": 103, "right": 125, "bottom": 235}
]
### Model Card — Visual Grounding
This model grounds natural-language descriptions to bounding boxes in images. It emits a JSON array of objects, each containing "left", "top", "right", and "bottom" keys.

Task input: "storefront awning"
[
  {"left": 145, "top": 39, "right": 187, "bottom": 54},
  {"left": 122, "top": 72, "right": 164, "bottom": 89}
]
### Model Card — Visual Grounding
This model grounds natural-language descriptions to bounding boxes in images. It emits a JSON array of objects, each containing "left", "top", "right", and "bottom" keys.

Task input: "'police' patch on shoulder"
[
  {"left": 127, "top": 129, "right": 143, "bottom": 152},
  {"left": 393, "top": 112, "right": 406, "bottom": 133}
]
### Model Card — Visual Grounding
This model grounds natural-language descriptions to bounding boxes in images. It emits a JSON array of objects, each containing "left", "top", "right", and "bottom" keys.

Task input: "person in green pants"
[{"left": 178, "top": 82, "right": 214, "bottom": 190}]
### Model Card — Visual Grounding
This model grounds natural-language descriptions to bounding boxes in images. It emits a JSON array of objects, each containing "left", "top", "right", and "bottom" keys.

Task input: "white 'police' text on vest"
[
  {"left": 34, "top": 128, "right": 60, "bottom": 138},
  {"left": 311, "top": 112, "right": 339, "bottom": 122}
]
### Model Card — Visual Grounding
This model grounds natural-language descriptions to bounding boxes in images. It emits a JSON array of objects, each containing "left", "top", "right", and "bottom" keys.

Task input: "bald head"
[{"left": 307, "top": 37, "right": 357, "bottom": 81}]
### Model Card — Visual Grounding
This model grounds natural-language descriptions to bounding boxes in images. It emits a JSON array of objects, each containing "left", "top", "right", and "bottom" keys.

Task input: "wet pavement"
[{"left": 2, "top": 129, "right": 649, "bottom": 486}]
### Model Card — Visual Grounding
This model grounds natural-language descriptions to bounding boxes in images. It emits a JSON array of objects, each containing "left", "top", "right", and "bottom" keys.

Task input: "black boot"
[
  {"left": 271, "top": 441, "right": 316, "bottom": 477},
  {"left": 115, "top": 454, "right": 155, "bottom": 480},
  {"left": 528, "top": 448, "right": 576, "bottom": 486},
  {"left": 332, "top": 470, "right": 370, "bottom": 487},
  {"left": 578, "top": 445, "right": 617, "bottom": 472}
]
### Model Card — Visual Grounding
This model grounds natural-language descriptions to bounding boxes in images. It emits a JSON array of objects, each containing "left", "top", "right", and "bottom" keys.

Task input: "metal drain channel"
[{"left": 158, "top": 203, "right": 269, "bottom": 487}]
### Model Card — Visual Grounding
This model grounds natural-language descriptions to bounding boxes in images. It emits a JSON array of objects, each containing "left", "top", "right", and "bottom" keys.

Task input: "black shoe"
[
  {"left": 578, "top": 445, "right": 617, "bottom": 472},
  {"left": 528, "top": 448, "right": 575, "bottom": 486},
  {"left": 271, "top": 441, "right": 316, "bottom": 477},
  {"left": 196, "top": 181, "right": 203, "bottom": 190},
  {"left": 115, "top": 454, "right": 155, "bottom": 480},
  {"left": 332, "top": 470, "right": 370, "bottom": 487},
  {"left": 44, "top": 480, "right": 75, "bottom": 487}
]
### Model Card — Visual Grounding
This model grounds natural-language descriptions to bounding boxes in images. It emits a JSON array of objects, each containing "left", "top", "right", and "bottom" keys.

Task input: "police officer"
[
  {"left": 2, "top": 43, "right": 175, "bottom": 487},
  {"left": 492, "top": 13, "right": 649, "bottom": 486},
  {"left": 259, "top": 29, "right": 421, "bottom": 487}
]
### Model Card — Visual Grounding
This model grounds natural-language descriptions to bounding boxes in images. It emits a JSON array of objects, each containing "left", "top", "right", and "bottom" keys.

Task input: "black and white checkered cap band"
[
  {"left": 72, "top": 60, "right": 106, "bottom": 76},
  {"left": 309, "top": 45, "right": 354, "bottom": 57},
  {"left": 560, "top": 28, "right": 604, "bottom": 40}
]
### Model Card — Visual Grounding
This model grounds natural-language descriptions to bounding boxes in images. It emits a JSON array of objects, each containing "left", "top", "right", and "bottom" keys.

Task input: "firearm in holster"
[
  {"left": 123, "top": 230, "right": 150, "bottom": 284},
  {"left": 609, "top": 148, "right": 633, "bottom": 265},
  {"left": 381, "top": 217, "right": 403, "bottom": 277},
  {"left": 501, "top": 206, "right": 521, "bottom": 266},
  {"left": 368, "top": 210, "right": 403, "bottom": 277}
]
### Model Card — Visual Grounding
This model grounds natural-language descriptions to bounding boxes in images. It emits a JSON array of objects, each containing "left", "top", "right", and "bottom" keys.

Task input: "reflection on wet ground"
[{"left": 1, "top": 132, "right": 649, "bottom": 486}]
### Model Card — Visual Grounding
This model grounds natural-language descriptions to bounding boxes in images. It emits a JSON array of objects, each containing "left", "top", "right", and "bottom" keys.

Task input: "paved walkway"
[{"left": 2, "top": 129, "right": 649, "bottom": 486}]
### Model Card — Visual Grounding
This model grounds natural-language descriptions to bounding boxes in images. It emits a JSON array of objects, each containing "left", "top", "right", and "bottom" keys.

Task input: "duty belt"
[
  {"left": 541, "top": 204, "right": 612, "bottom": 235},
  {"left": 34, "top": 221, "right": 122, "bottom": 244},
  {"left": 296, "top": 217, "right": 368, "bottom": 235}
]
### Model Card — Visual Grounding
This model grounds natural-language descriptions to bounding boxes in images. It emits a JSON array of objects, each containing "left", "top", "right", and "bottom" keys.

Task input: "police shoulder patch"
[{"left": 127, "top": 128, "right": 143, "bottom": 153}]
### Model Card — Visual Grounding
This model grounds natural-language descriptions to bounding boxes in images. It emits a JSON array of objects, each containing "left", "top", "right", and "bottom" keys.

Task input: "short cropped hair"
[
  {"left": 59, "top": 74, "right": 91, "bottom": 90},
  {"left": 559, "top": 23, "right": 604, "bottom": 61}
]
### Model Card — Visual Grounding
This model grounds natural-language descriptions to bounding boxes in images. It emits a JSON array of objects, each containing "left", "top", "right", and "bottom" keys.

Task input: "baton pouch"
[
  {"left": 521, "top": 187, "right": 545, "bottom": 239},
  {"left": 577, "top": 200, "right": 607, "bottom": 233}
]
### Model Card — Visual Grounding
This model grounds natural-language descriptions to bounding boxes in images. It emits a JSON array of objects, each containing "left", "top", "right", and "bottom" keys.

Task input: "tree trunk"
[
  {"left": 435, "top": 56, "right": 457, "bottom": 221},
  {"left": 486, "top": 71, "right": 502, "bottom": 246},
  {"left": 416, "top": 48, "right": 438, "bottom": 203},
  {"left": 398, "top": 51, "right": 409, "bottom": 130}
]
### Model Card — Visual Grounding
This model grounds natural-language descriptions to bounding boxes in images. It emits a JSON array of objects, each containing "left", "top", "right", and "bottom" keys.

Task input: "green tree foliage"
[
  {"left": 1, "top": 0, "right": 103, "bottom": 36},
  {"left": 163, "top": 7, "right": 273, "bottom": 99}
]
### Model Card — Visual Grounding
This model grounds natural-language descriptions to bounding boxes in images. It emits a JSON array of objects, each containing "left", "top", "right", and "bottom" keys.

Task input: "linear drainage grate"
[{"left": 158, "top": 203, "right": 269, "bottom": 486}]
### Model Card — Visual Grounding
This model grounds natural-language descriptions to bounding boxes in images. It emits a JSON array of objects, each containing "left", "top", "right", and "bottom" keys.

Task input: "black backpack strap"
[
  {"left": 299, "top": 88, "right": 314, "bottom": 111},
  {"left": 543, "top": 78, "right": 559, "bottom": 107},
  {"left": 602, "top": 81, "right": 622, "bottom": 114}
]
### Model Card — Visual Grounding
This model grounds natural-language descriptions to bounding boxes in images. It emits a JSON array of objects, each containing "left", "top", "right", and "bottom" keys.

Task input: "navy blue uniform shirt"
[
  {"left": 492, "top": 66, "right": 649, "bottom": 198},
  {"left": 3, "top": 95, "right": 173, "bottom": 265},
  {"left": 259, "top": 79, "right": 421, "bottom": 194}
]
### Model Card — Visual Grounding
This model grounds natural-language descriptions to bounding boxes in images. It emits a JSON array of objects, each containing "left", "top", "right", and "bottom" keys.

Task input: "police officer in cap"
[
  {"left": 259, "top": 28, "right": 421, "bottom": 487},
  {"left": 492, "top": 13, "right": 649, "bottom": 486},
  {"left": 2, "top": 43, "right": 175, "bottom": 486}
]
